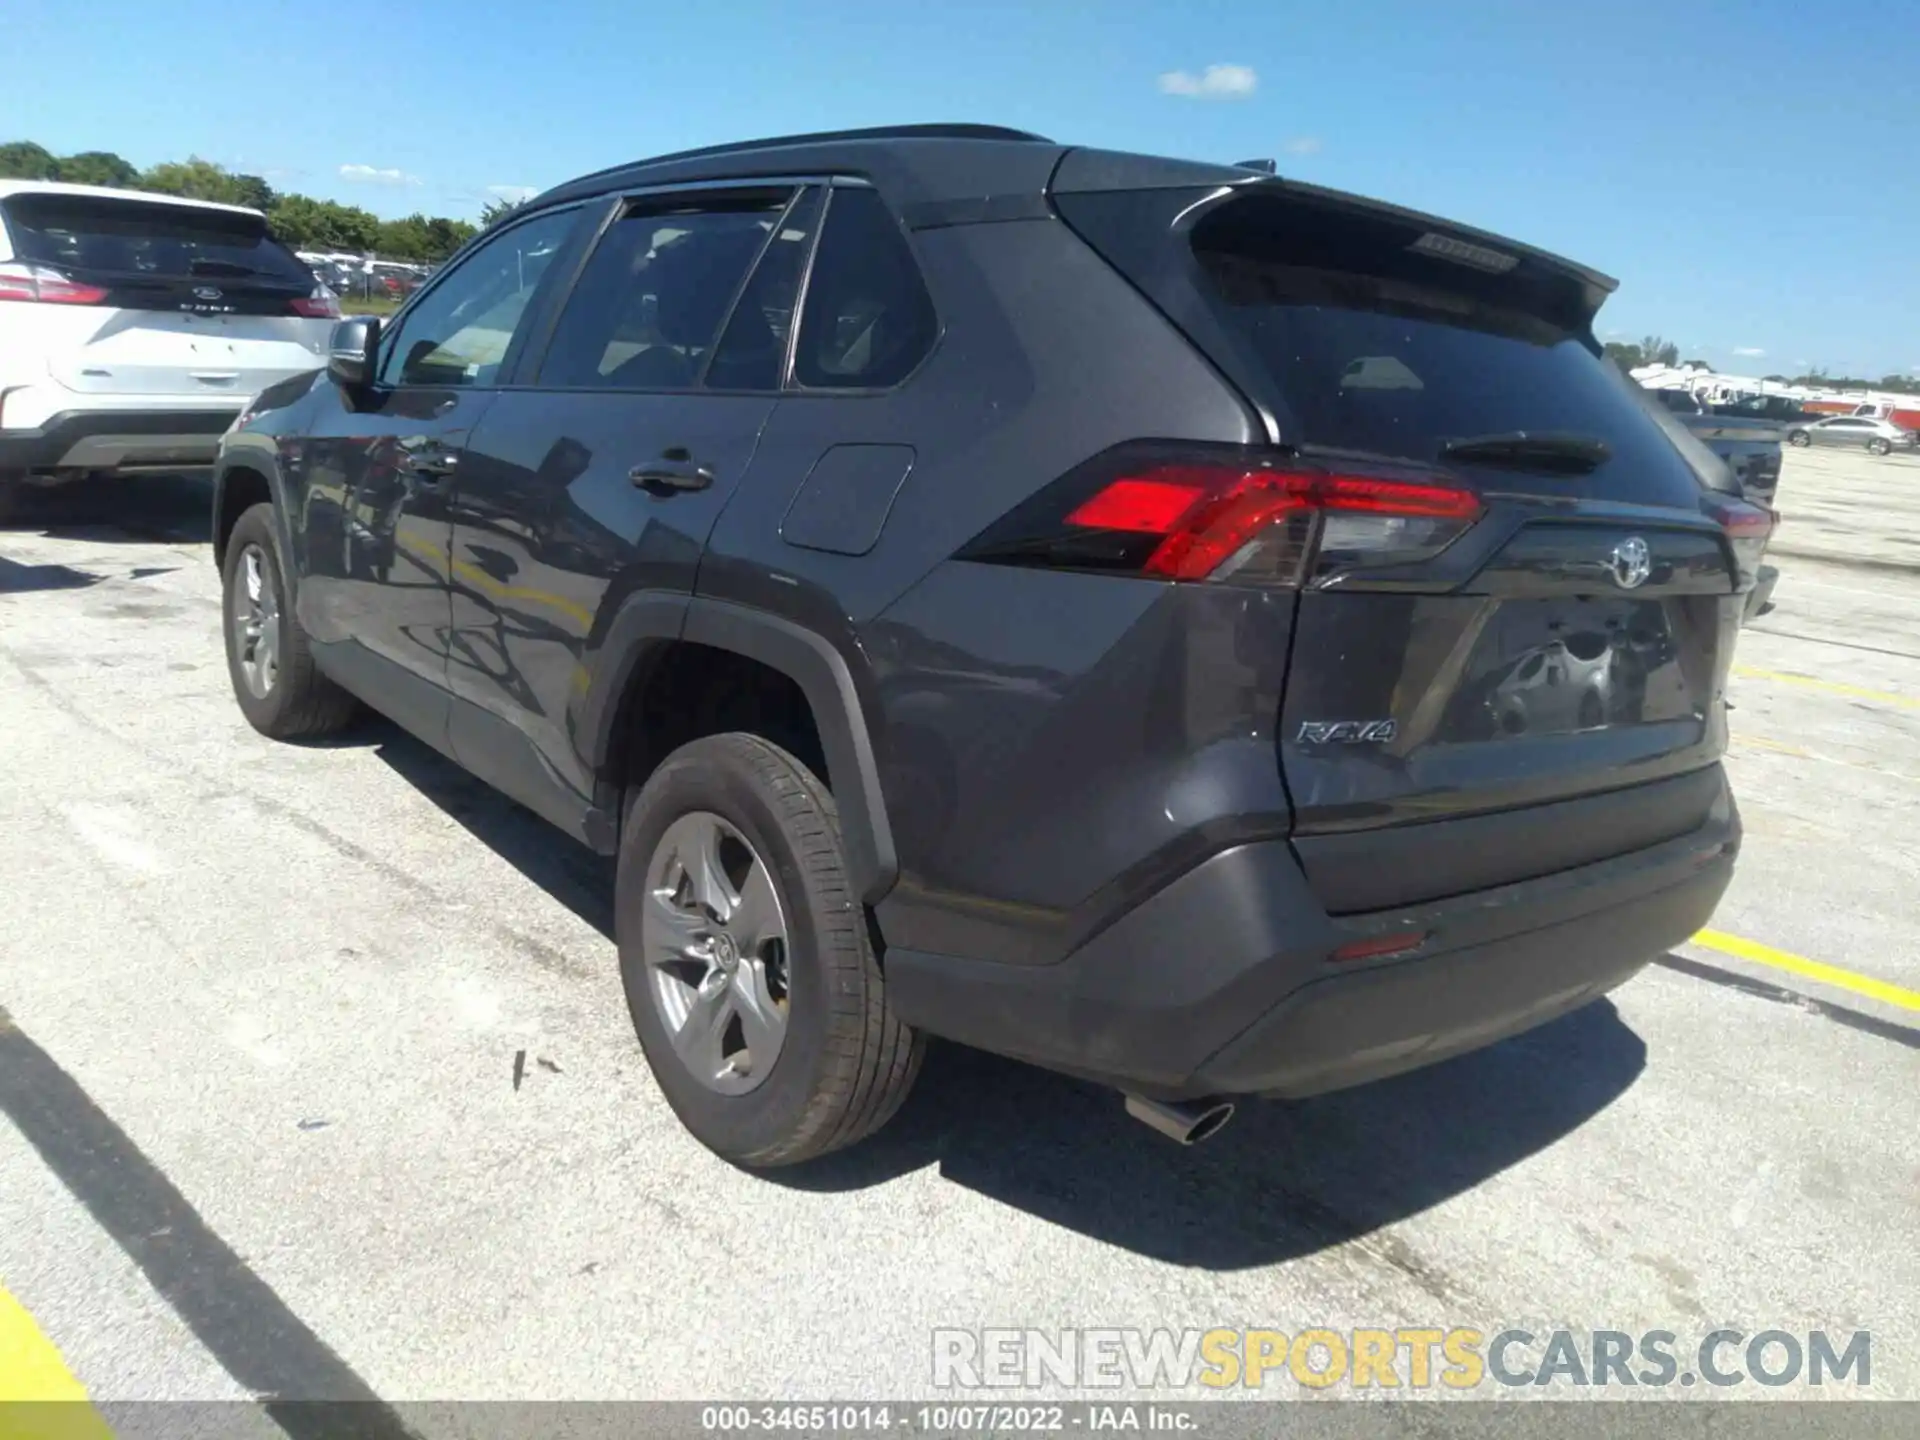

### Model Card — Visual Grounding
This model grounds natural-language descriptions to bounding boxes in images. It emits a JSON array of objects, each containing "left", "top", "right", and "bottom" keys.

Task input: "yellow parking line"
[
  {"left": 1692, "top": 929, "right": 1920, "bottom": 1014},
  {"left": 1730, "top": 734, "right": 1814, "bottom": 760},
  {"left": 0, "top": 1285, "right": 114, "bottom": 1437},
  {"left": 1732, "top": 665, "right": 1918, "bottom": 711},
  {"left": 1729, "top": 733, "right": 1920, "bottom": 786}
]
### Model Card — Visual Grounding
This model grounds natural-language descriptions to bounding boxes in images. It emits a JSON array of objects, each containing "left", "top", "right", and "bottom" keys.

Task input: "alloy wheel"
[
  {"left": 232, "top": 544, "right": 281, "bottom": 698},
  {"left": 641, "top": 810, "right": 791, "bottom": 1095}
]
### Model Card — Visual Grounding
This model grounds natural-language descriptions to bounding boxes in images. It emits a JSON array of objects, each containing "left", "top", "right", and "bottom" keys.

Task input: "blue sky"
[{"left": 6, "top": 0, "right": 1914, "bottom": 377}]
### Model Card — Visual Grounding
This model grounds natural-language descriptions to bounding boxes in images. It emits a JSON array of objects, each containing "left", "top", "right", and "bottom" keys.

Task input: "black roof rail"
[{"left": 561, "top": 124, "right": 1053, "bottom": 192}]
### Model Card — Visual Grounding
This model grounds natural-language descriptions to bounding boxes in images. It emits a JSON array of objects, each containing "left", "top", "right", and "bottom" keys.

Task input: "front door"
[
  {"left": 443, "top": 186, "right": 822, "bottom": 827},
  {"left": 292, "top": 206, "right": 590, "bottom": 746}
]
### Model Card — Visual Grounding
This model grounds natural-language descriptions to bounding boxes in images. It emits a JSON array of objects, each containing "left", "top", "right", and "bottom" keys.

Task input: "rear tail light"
[
  {"left": 1704, "top": 494, "right": 1775, "bottom": 586},
  {"left": 960, "top": 444, "right": 1483, "bottom": 588},
  {"left": 0, "top": 262, "right": 109, "bottom": 305},
  {"left": 290, "top": 285, "right": 341, "bottom": 319}
]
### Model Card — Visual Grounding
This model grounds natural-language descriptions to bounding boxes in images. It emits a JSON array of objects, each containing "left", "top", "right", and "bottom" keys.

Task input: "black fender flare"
[
  {"left": 583, "top": 594, "right": 899, "bottom": 906},
  {"left": 211, "top": 438, "right": 297, "bottom": 581}
]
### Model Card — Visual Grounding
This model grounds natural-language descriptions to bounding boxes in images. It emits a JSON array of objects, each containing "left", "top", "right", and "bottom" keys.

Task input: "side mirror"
[{"left": 327, "top": 317, "right": 378, "bottom": 388}]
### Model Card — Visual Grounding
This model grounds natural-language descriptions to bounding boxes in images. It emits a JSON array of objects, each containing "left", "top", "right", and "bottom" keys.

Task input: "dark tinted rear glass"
[
  {"left": 707, "top": 187, "right": 822, "bottom": 390},
  {"left": 1, "top": 193, "right": 310, "bottom": 284},
  {"left": 536, "top": 195, "right": 788, "bottom": 391},
  {"left": 1058, "top": 187, "right": 1722, "bottom": 505},
  {"left": 793, "top": 187, "right": 937, "bottom": 389},
  {"left": 1193, "top": 223, "right": 1704, "bottom": 494}
]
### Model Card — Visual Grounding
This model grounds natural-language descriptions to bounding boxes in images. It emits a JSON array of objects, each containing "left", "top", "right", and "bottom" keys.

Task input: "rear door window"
[{"left": 534, "top": 192, "right": 796, "bottom": 391}]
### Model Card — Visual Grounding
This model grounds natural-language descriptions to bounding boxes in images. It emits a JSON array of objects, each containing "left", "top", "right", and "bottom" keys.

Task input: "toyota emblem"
[{"left": 1608, "top": 536, "right": 1652, "bottom": 589}]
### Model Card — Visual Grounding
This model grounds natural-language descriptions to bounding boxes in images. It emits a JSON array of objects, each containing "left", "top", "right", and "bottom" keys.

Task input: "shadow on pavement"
[
  {"left": 777, "top": 1002, "right": 1642, "bottom": 1270},
  {"left": 367, "top": 711, "right": 1647, "bottom": 1270},
  {"left": 371, "top": 725, "right": 617, "bottom": 937},
  {"left": 0, "top": 472, "right": 214, "bottom": 544}
]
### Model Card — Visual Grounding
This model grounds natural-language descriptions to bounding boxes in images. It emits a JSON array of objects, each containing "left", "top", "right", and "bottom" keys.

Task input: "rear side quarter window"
[{"left": 792, "top": 187, "right": 937, "bottom": 391}]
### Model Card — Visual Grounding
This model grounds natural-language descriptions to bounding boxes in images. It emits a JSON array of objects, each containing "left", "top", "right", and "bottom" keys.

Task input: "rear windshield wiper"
[
  {"left": 189, "top": 259, "right": 266, "bottom": 277},
  {"left": 1439, "top": 430, "right": 1612, "bottom": 473}
]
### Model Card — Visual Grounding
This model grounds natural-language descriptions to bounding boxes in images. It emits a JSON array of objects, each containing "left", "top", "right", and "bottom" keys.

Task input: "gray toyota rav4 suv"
[{"left": 212, "top": 125, "right": 1762, "bottom": 1165}]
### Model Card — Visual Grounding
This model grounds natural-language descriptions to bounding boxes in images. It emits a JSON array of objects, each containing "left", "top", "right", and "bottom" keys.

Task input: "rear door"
[
  {"left": 1057, "top": 181, "right": 1757, "bottom": 903},
  {"left": 441, "top": 185, "right": 818, "bottom": 820},
  {"left": 0, "top": 189, "right": 329, "bottom": 405}
]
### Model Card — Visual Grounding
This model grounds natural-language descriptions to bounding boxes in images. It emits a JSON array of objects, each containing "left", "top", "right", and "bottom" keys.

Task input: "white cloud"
[
  {"left": 338, "top": 163, "right": 421, "bottom": 186},
  {"left": 1158, "top": 64, "right": 1258, "bottom": 100},
  {"left": 1283, "top": 136, "right": 1323, "bottom": 156},
  {"left": 486, "top": 184, "right": 538, "bottom": 203},
  {"left": 1732, "top": 346, "right": 1766, "bottom": 357}
]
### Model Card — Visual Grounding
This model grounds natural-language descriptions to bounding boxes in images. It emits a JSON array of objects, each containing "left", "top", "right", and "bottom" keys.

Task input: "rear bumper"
[
  {"left": 888, "top": 767, "right": 1738, "bottom": 1100},
  {"left": 0, "top": 407, "right": 240, "bottom": 474}
]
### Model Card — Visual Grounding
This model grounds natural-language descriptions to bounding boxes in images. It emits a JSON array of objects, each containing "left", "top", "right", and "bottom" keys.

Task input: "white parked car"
[{"left": 0, "top": 181, "right": 338, "bottom": 517}]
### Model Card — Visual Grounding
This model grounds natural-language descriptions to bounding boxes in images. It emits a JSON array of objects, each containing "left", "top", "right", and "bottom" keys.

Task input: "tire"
[
  {"left": 1871, "top": 438, "right": 1892, "bottom": 456},
  {"left": 617, "top": 732, "right": 923, "bottom": 1167},
  {"left": 220, "top": 503, "right": 359, "bottom": 739},
  {"left": 1788, "top": 430, "right": 1810, "bottom": 447}
]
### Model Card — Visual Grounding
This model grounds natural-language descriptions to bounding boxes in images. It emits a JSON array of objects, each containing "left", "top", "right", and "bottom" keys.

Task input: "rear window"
[
  {"left": 1058, "top": 187, "right": 1724, "bottom": 504},
  {"left": 0, "top": 192, "right": 310, "bottom": 284},
  {"left": 1193, "top": 212, "right": 1703, "bottom": 484}
]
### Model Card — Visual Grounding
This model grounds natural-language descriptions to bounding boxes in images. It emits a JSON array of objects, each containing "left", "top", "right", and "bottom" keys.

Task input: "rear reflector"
[
  {"left": 1703, "top": 494, "right": 1776, "bottom": 587},
  {"left": 0, "top": 261, "right": 108, "bottom": 305},
  {"left": 1331, "top": 931, "right": 1428, "bottom": 963},
  {"left": 962, "top": 444, "right": 1483, "bottom": 588}
]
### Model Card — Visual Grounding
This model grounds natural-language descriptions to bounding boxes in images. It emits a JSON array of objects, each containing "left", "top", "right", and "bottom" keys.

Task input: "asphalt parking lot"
[{"left": 1, "top": 447, "right": 1916, "bottom": 1419}]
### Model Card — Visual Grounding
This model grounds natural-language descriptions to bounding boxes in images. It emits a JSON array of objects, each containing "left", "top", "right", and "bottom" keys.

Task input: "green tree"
[
  {"left": 55, "top": 150, "right": 139, "bottom": 187},
  {"left": 1604, "top": 341, "right": 1645, "bottom": 371},
  {"left": 1683, "top": 359, "right": 1712, "bottom": 371},
  {"left": 0, "top": 140, "right": 59, "bottom": 178},
  {"left": 479, "top": 195, "right": 525, "bottom": 229},
  {"left": 374, "top": 213, "right": 431, "bottom": 259},
  {"left": 422, "top": 215, "right": 474, "bottom": 260},
  {"left": 228, "top": 173, "right": 276, "bottom": 211},
  {"left": 140, "top": 156, "right": 249, "bottom": 204},
  {"left": 266, "top": 194, "right": 379, "bottom": 252},
  {"left": 1640, "top": 335, "right": 1680, "bottom": 367},
  {"left": 6, "top": 137, "right": 478, "bottom": 263}
]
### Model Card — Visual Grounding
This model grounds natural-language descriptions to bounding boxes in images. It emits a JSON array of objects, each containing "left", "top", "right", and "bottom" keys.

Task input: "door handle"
[
  {"left": 406, "top": 449, "right": 459, "bottom": 481},
  {"left": 629, "top": 457, "right": 714, "bottom": 495}
]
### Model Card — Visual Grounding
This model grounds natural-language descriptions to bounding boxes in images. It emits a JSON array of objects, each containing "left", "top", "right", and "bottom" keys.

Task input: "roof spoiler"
[{"left": 1050, "top": 147, "right": 1618, "bottom": 323}]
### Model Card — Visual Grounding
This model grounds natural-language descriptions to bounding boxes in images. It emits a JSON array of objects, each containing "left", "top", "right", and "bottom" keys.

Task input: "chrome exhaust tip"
[{"left": 1124, "top": 1093, "right": 1236, "bottom": 1146}]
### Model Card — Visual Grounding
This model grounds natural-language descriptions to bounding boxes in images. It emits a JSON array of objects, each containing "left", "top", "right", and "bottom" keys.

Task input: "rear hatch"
[
  {"left": 1055, "top": 173, "right": 1760, "bottom": 911},
  {"left": 0, "top": 190, "right": 331, "bottom": 402}
]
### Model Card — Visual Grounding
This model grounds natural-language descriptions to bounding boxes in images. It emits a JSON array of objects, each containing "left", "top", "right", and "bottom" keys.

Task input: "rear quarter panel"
[{"left": 695, "top": 212, "right": 1278, "bottom": 965}]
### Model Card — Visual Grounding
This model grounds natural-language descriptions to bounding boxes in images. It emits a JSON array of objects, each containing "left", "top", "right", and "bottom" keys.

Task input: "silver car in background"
[{"left": 1787, "top": 415, "right": 1919, "bottom": 455}]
